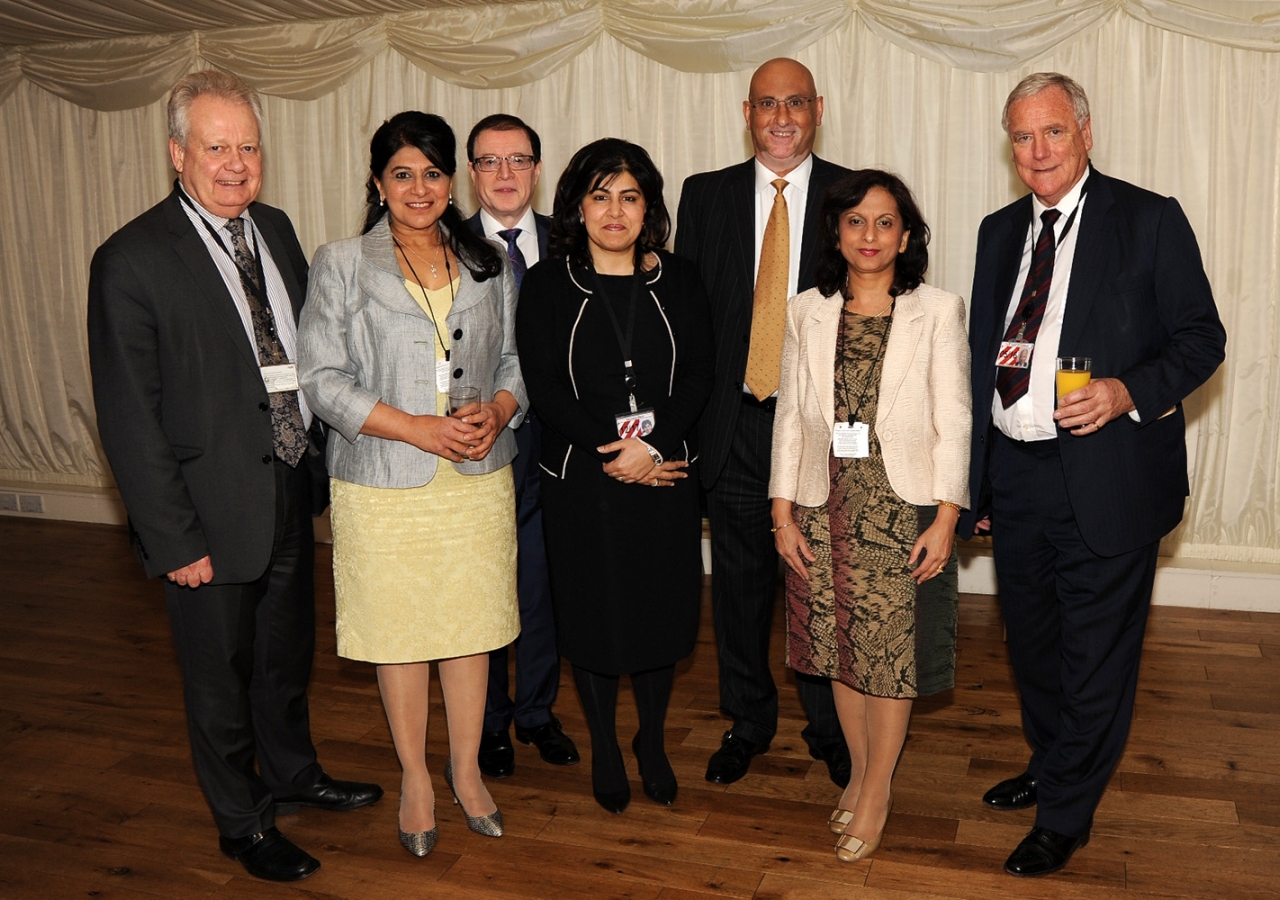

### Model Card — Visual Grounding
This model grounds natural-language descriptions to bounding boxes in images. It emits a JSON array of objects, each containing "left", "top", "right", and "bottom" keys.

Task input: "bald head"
[{"left": 743, "top": 58, "right": 824, "bottom": 175}]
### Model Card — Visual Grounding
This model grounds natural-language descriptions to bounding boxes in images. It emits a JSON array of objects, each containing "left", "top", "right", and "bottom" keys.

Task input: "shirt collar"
[
  {"left": 754, "top": 153, "right": 813, "bottom": 195},
  {"left": 479, "top": 206, "right": 537, "bottom": 240}
]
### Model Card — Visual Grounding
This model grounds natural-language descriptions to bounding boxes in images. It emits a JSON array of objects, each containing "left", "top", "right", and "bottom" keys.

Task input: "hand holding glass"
[
  {"left": 1056, "top": 357, "right": 1092, "bottom": 405},
  {"left": 448, "top": 386, "right": 481, "bottom": 418}
]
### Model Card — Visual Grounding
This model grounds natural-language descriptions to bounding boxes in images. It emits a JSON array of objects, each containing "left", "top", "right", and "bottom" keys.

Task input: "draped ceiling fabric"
[{"left": 1, "top": 0, "right": 1278, "bottom": 564}]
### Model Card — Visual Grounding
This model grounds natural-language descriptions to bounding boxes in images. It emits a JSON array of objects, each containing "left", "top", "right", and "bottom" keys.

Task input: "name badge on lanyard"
[
  {"left": 996, "top": 340, "right": 1034, "bottom": 369},
  {"left": 833, "top": 421, "right": 869, "bottom": 458},
  {"left": 261, "top": 363, "right": 299, "bottom": 393}
]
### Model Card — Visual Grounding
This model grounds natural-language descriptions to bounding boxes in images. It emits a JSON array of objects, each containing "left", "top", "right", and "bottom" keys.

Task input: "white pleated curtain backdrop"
[{"left": 0, "top": 0, "right": 1276, "bottom": 563}]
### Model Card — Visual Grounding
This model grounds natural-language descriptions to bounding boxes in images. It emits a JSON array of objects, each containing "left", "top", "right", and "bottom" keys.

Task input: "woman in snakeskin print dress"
[{"left": 769, "top": 170, "right": 971, "bottom": 862}]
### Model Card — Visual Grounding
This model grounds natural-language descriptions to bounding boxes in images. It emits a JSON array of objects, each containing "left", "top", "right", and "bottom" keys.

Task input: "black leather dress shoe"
[
  {"left": 275, "top": 774, "right": 383, "bottom": 814},
  {"left": 809, "top": 741, "right": 852, "bottom": 788},
  {"left": 478, "top": 728, "right": 516, "bottom": 778},
  {"left": 704, "top": 731, "right": 769, "bottom": 785},
  {"left": 1004, "top": 826, "right": 1089, "bottom": 877},
  {"left": 983, "top": 771, "right": 1038, "bottom": 810},
  {"left": 219, "top": 827, "right": 319, "bottom": 882},
  {"left": 516, "top": 717, "right": 581, "bottom": 766}
]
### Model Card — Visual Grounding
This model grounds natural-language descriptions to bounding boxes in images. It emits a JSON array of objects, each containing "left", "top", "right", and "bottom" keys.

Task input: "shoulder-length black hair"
[
  {"left": 547, "top": 138, "right": 671, "bottom": 271},
  {"left": 361, "top": 110, "right": 503, "bottom": 282},
  {"left": 814, "top": 169, "right": 930, "bottom": 299}
]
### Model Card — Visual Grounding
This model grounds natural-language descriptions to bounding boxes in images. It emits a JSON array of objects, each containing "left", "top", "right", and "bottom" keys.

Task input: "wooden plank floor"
[{"left": 2, "top": 517, "right": 1278, "bottom": 899}]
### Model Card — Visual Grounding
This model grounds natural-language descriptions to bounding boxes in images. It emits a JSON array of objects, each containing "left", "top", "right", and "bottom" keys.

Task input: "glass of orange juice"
[{"left": 1056, "top": 357, "right": 1092, "bottom": 405}]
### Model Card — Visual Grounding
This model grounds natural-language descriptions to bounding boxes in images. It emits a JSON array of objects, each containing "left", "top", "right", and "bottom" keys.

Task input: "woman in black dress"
[{"left": 515, "top": 138, "right": 713, "bottom": 814}]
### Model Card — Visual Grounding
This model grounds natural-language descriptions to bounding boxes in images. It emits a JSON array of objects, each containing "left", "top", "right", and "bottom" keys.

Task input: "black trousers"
[
  {"left": 990, "top": 432, "right": 1157, "bottom": 838},
  {"left": 164, "top": 458, "right": 322, "bottom": 839},
  {"left": 706, "top": 397, "right": 841, "bottom": 750},
  {"left": 485, "top": 413, "right": 560, "bottom": 732}
]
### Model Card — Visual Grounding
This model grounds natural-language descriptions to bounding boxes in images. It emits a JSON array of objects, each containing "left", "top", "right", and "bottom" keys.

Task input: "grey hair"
[
  {"left": 167, "top": 70, "right": 264, "bottom": 146},
  {"left": 1001, "top": 72, "right": 1090, "bottom": 134}
]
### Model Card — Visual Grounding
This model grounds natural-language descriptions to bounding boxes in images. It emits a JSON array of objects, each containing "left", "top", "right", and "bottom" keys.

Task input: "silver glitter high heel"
[
  {"left": 443, "top": 761, "right": 504, "bottom": 837},
  {"left": 397, "top": 798, "right": 437, "bottom": 857}
]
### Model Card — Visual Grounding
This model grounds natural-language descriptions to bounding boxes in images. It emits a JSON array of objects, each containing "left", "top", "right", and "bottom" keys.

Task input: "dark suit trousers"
[
  {"left": 990, "top": 432, "right": 1157, "bottom": 838},
  {"left": 164, "top": 459, "right": 322, "bottom": 839},
  {"left": 707, "top": 399, "right": 841, "bottom": 750},
  {"left": 485, "top": 413, "right": 560, "bottom": 732}
]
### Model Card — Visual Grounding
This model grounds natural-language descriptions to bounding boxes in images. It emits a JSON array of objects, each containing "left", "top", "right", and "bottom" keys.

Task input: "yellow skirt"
[{"left": 330, "top": 463, "right": 519, "bottom": 664}]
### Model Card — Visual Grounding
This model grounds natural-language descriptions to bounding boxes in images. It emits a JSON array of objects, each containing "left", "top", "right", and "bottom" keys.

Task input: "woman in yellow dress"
[{"left": 298, "top": 111, "right": 523, "bottom": 856}]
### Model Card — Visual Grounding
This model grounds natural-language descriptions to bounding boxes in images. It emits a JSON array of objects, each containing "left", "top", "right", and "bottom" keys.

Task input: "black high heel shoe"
[
  {"left": 632, "top": 735, "right": 677, "bottom": 806},
  {"left": 591, "top": 745, "right": 631, "bottom": 814}
]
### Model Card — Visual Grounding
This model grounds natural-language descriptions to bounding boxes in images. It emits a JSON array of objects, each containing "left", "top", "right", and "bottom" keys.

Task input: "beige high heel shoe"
[
  {"left": 828, "top": 808, "right": 855, "bottom": 835},
  {"left": 834, "top": 796, "right": 892, "bottom": 862}
]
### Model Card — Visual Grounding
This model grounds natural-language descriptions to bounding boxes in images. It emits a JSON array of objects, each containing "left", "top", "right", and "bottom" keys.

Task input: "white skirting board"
[
  {"left": 4, "top": 488, "right": 1276, "bottom": 613},
  {"left": 958, "top": 546, "right": 1280, "bottom": 614}
]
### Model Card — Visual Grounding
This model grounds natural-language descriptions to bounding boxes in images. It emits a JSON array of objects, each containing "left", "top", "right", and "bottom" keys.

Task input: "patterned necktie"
[
  {"left": 225, "top": 218, "right": 308, "bottom": 466},
  {"left": 996, "top": 208, "right": 1062, "bottom": 408},
  {"left": 497, "top": 227, "right": 527, "bottom": 290},
  {"left": 744, "top": 179, "right": 790, "bottom": 401}
]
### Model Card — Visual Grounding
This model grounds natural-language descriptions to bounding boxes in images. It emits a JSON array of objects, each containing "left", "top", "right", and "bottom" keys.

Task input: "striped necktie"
[{"left": 996, "top": 208, "right": 1062, "bottom": 408}]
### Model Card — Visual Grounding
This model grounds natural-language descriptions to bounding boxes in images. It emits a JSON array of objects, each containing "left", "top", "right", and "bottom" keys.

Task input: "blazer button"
[
  {"left": 453, "top": 368, "right": 463, "bottom": 379},
  {"left": 262, "top": 455, "right": 272, "bottom": 464},
  {"left": 453, "top": 329, "right": 463, "bottom": 340},
  {"left": 259, "top": 401, "right": 269, "bottom": 411}
]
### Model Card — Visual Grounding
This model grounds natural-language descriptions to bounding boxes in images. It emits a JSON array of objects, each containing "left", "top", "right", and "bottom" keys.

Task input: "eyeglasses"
[
  {"left": 472, "top": 154, "right": 536, "bottom": 172},
  {"left": 748, "top": 96, "right": 816, "bottom": 113}
]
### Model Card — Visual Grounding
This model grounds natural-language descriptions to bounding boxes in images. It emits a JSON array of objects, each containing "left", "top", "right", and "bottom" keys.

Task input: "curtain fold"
[{"left": 4, "top": 1, "right": 1280, "bottom": 108}]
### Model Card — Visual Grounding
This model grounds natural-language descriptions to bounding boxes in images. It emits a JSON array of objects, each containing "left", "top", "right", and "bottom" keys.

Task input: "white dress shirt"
[
  {"left": 992, "top": 171, "right": 1088, "bottom": 442},
  {"left": 479, "top": 206, "right": 541, "bottom": 267},
  {"left": 178, "top": 188, "right": 311, "bottom": 426}
]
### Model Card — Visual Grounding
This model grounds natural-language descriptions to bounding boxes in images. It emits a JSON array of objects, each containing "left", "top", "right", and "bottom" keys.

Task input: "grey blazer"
[{"left": 298, "top": 216, "right": 526, "bottom": 488}]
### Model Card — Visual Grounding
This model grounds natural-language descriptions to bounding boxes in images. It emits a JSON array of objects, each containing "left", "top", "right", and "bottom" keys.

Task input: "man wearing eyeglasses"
[
  {"left": 676, "top": 58, "right": 852, "bottom": 787},
  {"left": 465, "top": 113, "right": 580, "bottom": 780}
]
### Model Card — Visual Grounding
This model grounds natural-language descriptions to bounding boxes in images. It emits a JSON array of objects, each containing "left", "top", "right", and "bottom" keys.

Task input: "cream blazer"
[{"left": 770, "top": 283, "right": 972, "bottom": 508}]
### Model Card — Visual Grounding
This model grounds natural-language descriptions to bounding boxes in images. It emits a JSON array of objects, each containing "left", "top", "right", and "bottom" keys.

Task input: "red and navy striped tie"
[{"left": 996, "top": 208, "right": 1062, "bottom": 408}]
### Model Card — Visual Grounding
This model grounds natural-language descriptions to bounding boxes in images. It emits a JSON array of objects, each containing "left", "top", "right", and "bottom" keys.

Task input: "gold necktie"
[{"left": 744, "top": 178, "right": 789, "bottom": 400}]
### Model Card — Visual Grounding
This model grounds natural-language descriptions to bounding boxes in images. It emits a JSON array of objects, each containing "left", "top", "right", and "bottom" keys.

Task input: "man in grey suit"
[
  {"left": 463, "top": 113, "right": 579, "bottom": 778},
  {"left": 87, "top": 70, "right": 381, "bottom": 883},
  {"left": 676, "top": 58, "right": 851, "bottom": 786}
]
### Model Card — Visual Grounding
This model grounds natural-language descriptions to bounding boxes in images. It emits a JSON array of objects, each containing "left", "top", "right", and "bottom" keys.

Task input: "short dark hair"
[
  {"left": 814, "top": 169, "right": 930, "bottom": 299},
  {"left": 466, "top": 114, "right": 542, "bottom": 163},
  {"left": 547, "top": 138, "right": 671, "bottom": 271},
  {"left": 362, "top": 110, "right": 502, "bottom": 280}
]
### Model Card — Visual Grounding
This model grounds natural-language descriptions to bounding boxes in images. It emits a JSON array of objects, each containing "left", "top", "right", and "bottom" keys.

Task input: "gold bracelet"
[
  {"left": 936, "top": 500, "right": 961, "bottom": 512},
  {"left": 770, "top": 522, "right": 795, "bottom": 533}
]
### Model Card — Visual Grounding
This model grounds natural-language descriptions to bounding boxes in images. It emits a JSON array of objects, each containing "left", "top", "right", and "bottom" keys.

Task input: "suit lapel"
[
  {"left": 877, "top": 291, "right": 924, "bottom": 423},
  {"left": 988, "top": 199, "right": 1033, "bottom": 361},
  {"left": 730, "top": 161, "right": 756, "bottom": 297},
  {"left": 798, "top": 156, "right": 834, "bottom": 287},
  {"left": 252, "top": 207, "right": 305, "bottom": 321},
  {"left": 804, "top": 294, "right": 841, "bottom": 429},
  {"left": 1060, "top": 172, "right": 1114, "bottom": 351},
  {"left": 536, "top": 213, "right": 551, "bottom": 260},
  {"left": 163, "top": 192, "right": 261, "bottom": 372}
]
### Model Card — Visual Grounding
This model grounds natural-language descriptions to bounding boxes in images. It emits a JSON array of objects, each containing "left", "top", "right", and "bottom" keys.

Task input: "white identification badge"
[
  {"left": 260, "top": 363, "right": 300, "bottom": 393},
  {"left": 615, "top": 408, "right": 656, "bottom": 439},
  {"left": 833, "top": 421, "right": 870, "bottom": 459},
  {"left": 435, "top": 359, "right": 451, "bottom": 394},
  {"left": 996, "top": 341, "right": 1034, "bottom": 369}
]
